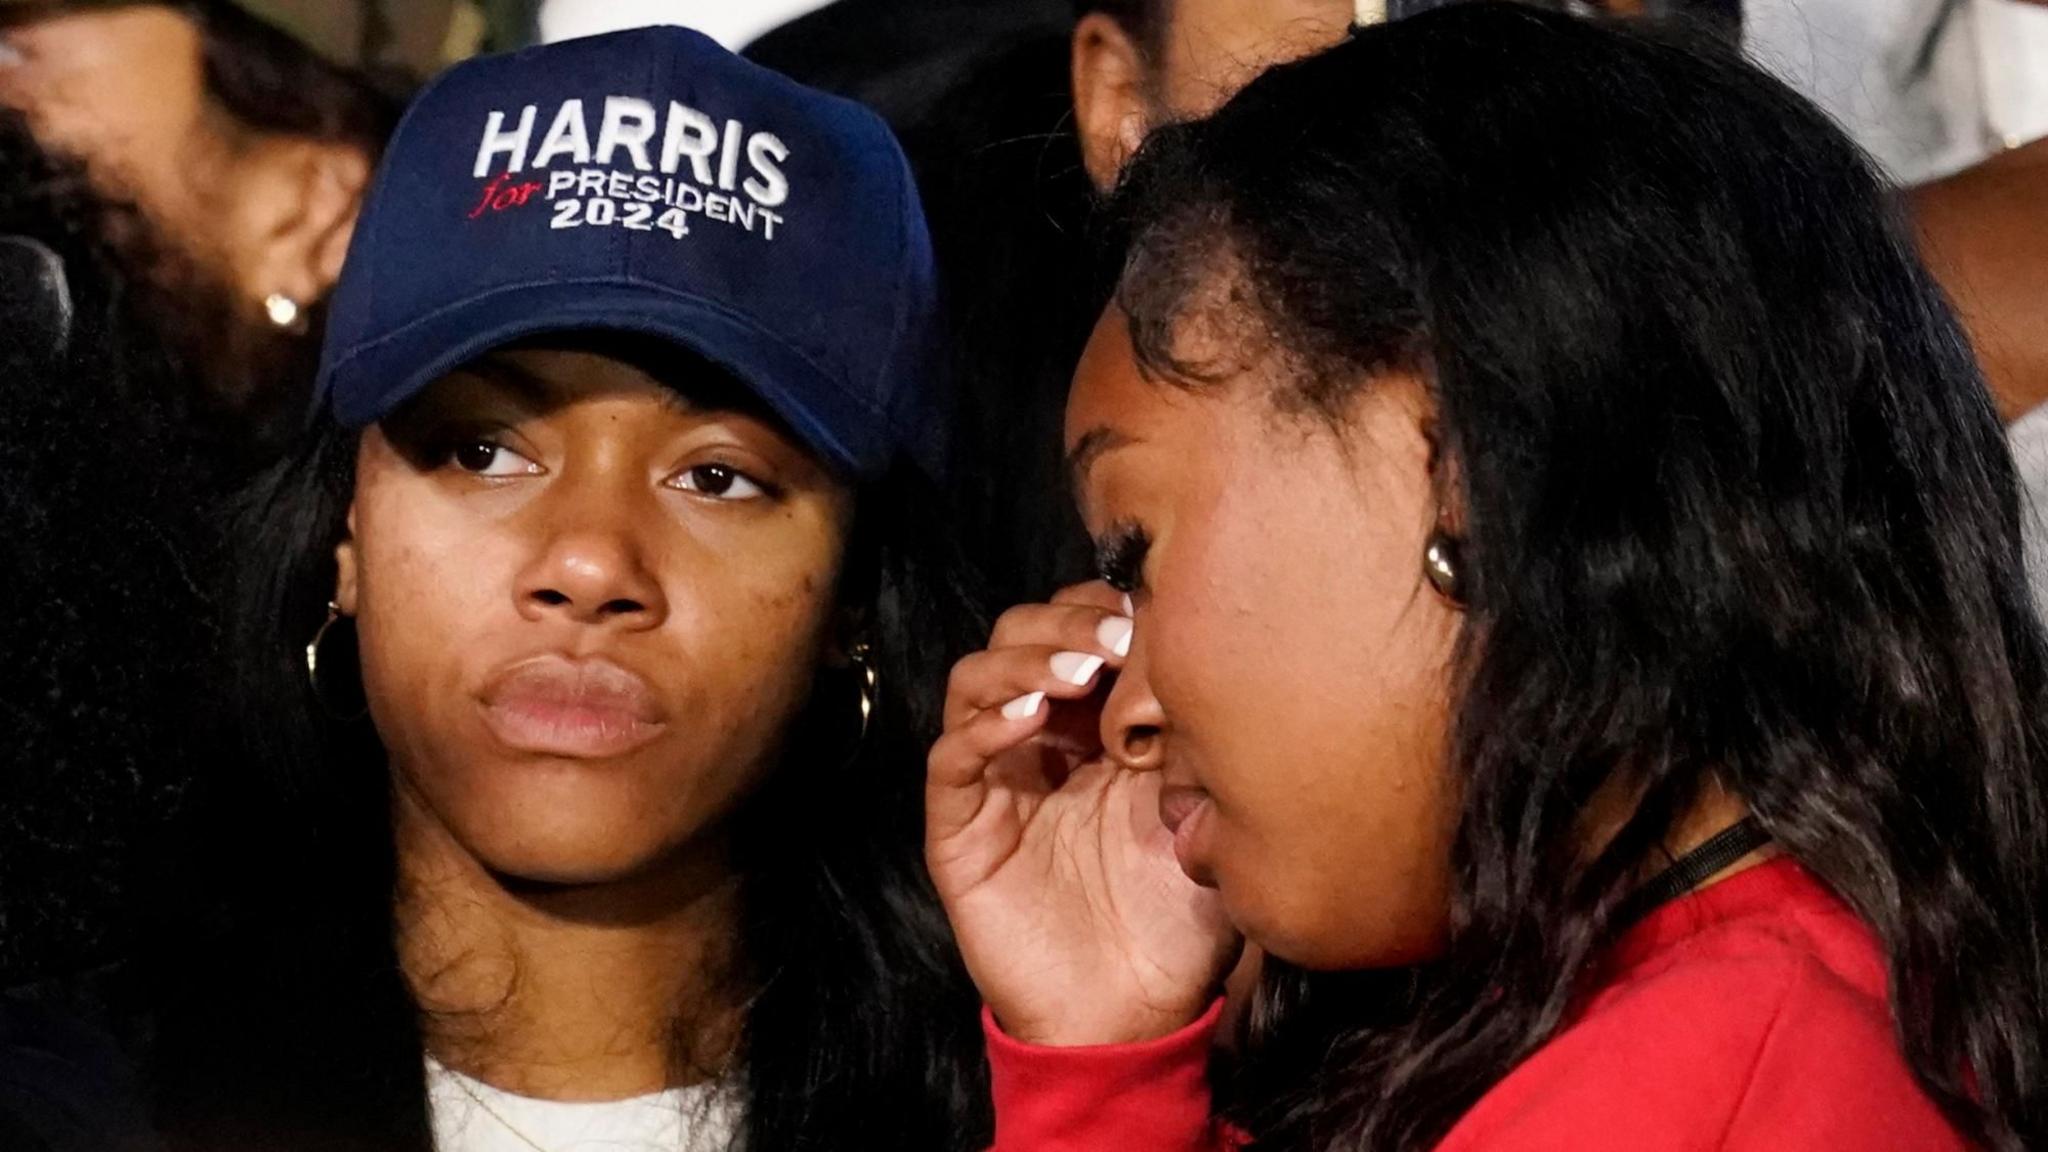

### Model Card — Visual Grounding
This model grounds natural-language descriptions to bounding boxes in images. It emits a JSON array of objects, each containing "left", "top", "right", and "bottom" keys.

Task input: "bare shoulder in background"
[{"left": 1915, "top": 136, "right": 2048, "bottom": 423}]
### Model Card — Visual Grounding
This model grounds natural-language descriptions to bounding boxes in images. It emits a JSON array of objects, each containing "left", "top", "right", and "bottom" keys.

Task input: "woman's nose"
[
  {"left": 1100, "top": 638, "right": 1167, "bottom": 772},
  {"left": 513, "top": 487, "right": 668, "bottom": 630}
]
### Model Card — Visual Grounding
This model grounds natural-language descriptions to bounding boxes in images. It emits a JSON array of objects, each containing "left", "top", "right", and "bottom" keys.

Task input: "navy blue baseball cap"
[{"left": 316, "top": 25, "right": 944, "bottom": 480}]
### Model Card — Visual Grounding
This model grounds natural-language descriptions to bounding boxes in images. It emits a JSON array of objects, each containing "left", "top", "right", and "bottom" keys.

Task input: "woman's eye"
[
  {"left": 1095, "top": 522, "right": 1152, "bottom": 594},
  {"left": 672, "top": 463, "right": 769, "bottom": 501},
  {"left": 450, "top": 440, "right": 539, "bottom": 477}
]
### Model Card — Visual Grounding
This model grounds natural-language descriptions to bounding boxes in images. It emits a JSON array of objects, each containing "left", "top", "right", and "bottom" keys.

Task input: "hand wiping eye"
[{"left": 926, "top": 581, "right": 1240, "bottom": 1050}]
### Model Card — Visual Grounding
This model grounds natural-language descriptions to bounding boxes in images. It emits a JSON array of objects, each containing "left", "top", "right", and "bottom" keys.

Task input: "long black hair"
[
  {"left": 1108, "top": 4, "right": 2047, "bottom": 1148},
  {"left": 141, "top": 380, "right": 994, "bottom": 1150},
  {"left": 0, "top": 109, "right": 229, "bottom": 988}
]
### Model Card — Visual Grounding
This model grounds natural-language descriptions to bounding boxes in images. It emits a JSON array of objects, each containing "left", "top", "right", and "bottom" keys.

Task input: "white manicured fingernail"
[
  {"left": 1097, "top": 616, "right": 1134, "bottom": 659},
  {"left": 1001, "top": 692, "right": 1046, "bottom": 720},
  {"left": 1051, "top": 651, "right": 1106, "bottom": 686},
  {"left": 1122, "top": 593, "right": 1135, "bottom": 616}
]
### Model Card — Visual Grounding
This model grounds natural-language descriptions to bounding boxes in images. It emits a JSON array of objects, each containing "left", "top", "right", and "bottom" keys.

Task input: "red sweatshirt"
[{"left": 985, "top": 858, "right": 1966, "bottom": 1151}]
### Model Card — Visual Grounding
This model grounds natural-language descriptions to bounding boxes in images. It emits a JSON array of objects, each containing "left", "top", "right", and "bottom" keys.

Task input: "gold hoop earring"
[
  {"left": 305, "top": 601, "right": 367, "bottom": 719},
  {"left": 850, "top": 640, "right": 878, "bottom": 744},
  {"left": 1424, "top": 531, "right": 1466, "bottom": 605}
]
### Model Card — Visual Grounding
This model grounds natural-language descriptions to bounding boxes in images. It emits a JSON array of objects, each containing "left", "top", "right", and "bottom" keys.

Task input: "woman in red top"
[{"left": 925, "top": 4, "right": 2048, "bottom": 1150}]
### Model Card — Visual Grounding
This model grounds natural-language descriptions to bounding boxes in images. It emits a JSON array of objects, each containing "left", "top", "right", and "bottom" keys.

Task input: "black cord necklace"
[{"left": 1614, "top": 817, "right": 1773, "bottom": 929}]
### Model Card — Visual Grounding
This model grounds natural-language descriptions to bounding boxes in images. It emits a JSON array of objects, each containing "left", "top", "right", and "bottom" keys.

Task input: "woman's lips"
[
  {"left": 1158, "top": 784, "right": 1218, "bottom": 885},
  {"left": 478, "top": 656, "right": 667, "bottom": 760}
]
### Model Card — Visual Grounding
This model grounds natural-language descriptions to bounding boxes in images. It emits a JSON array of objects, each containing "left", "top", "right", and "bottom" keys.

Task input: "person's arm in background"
[{"left": 1912, "top": 136, "right": 2048, "bottom": 423}]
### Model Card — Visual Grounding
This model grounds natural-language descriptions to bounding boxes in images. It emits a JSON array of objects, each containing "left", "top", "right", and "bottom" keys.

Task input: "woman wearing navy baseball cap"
[{"left": 136, "top": 25, "right": 988, "bottom": 1152}]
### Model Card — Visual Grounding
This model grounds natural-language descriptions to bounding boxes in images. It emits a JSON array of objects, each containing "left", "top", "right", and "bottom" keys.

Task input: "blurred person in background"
[
  {"left": 1070, "top": 0, "right": 1361, "bottom": 189},
  {"left": 1070, "top": 0, "right": 1742, "bottom": 189},
  {"left": 1914, "top": 106, "right": 2048, "bottom": 575},
  {"left": 1898, "top": 1, "right": 2048, "bottom": 612},
  {"left": 1748, "top": 0, "right": 2048, "bottom": 186},
  {"left": 0, "top": 0, "right": 521, "bottom": 463},
  {"left": 1752, "top": 0, "right": 2047, "bottom": 425}
]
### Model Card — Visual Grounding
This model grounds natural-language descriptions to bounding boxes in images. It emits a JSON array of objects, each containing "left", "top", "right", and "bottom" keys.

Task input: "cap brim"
[{"left": 319, "top": 281, "right": 890, "bottom": 479}]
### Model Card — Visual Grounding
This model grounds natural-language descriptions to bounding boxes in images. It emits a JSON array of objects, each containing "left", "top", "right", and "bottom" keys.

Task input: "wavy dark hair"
[
  {"left": 141, "top": 373, "right": 993, "bottom": 1150},
  {"left": 1107, "top": 4, "right": 2048, "bottom": 1149}
]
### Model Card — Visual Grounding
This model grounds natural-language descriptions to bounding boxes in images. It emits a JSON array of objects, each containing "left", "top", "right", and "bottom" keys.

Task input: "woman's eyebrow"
[
  {"left": 1067, "top": 426, "right": 1140, "bottom": 491},
  {"left": 648, "top": 381, "right": 708, "bottom": 419},
  {"left": 460, "top": 355, "right": 559, "bottom": 410}
]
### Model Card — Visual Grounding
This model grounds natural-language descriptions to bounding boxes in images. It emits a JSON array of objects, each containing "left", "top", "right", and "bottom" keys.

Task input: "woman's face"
[
  {"left": 336, "top": 344, "right": 855, "bottom": 886},
  {"left": 1068, "top": 306, "right": 1461, "bottom": 969}
]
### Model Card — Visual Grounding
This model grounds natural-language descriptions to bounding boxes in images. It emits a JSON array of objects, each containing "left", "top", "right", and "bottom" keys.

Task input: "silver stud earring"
[{"left": 1424, "top": 531, "right": 1466, "bottom": 605}]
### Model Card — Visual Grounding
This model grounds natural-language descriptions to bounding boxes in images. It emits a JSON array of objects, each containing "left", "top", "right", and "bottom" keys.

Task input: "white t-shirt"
[
  {"left": 1746, "top": 0, "right": 2048, "bottom": 183},
  {"left": 427, "top": 1058, "right": 741, "bottom": 1152}
]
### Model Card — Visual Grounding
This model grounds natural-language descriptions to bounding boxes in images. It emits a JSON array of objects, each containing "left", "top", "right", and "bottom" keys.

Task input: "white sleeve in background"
[
  {"left": 1745, "top": 0, "right": 2048, "bottom": 184},
  {"left": 537, "top": 0, "right": 837, "bottom": 51},
  {"left": 1975, "top": 0, "right": 2048, "bottom": 151},
  {"left": 1745, "top": 0, "right": 1978, "bottom": 183}
]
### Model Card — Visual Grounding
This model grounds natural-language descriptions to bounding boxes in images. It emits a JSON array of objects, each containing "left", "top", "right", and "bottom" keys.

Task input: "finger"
[
  {"left": 987, "top": 601, "right": 1135, "bottom": 663},
  {"left": 926, "top": 705, "right": 1051, "bottom": 841},
  {"left": 944, "top": 643, "right": 1117, "bottom": 729}
]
